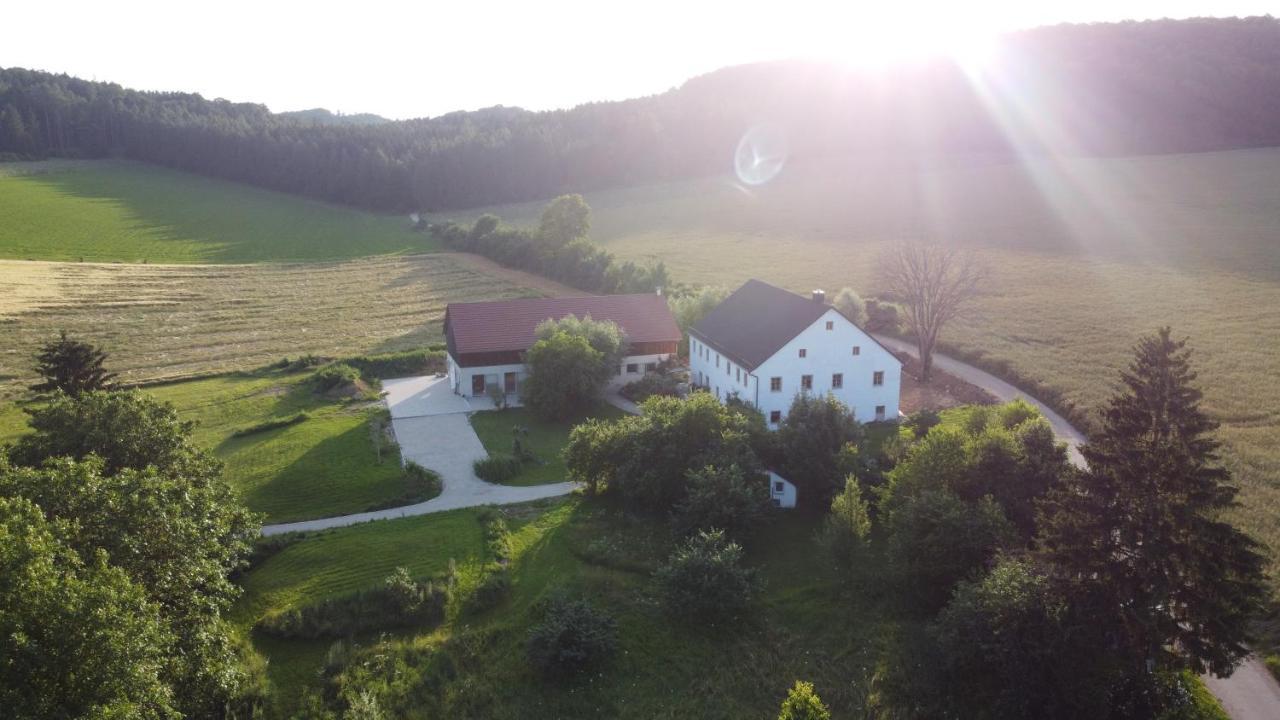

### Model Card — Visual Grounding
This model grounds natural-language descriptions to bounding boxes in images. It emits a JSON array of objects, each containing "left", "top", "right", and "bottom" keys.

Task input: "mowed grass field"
[
  {"left": 0, "top": 160, "right": 430, "bottom": 263},
  {"left": 0, "top": 254, "right": 536, "bottom": 398},
  {"left": 448, "top": 147, "right": 1280, "bottom": 591}
]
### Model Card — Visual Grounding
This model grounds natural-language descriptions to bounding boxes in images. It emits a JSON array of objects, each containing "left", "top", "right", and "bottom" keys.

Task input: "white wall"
[
  {"left": 691, "top": 308, "right": 901, "bottom": 427},
  {"left": 449, "top": 352, "right": 673, "bottom": 395},
  {"left": 768, "top": 471, "right": 797, "bottom": 509},
  {"left": 688, "top": 337, "right": 755, "bottom": 404}
]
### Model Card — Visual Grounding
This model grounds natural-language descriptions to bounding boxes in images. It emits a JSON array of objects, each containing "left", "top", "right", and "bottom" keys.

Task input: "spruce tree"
[
  {"left": 30, "top": 331, "right": 117, "bottom": 397},
  {"left": 1037, "top": 328, "right": 1266, "bottom": 677}
]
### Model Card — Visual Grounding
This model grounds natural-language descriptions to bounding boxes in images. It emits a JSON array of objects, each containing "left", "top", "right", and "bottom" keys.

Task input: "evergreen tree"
[
  {"left": 29, "top": 331, "right": 117, "bottom": 396},
  {"left": 1037, "top": 327, "right": 1266, "bottom": 677}
]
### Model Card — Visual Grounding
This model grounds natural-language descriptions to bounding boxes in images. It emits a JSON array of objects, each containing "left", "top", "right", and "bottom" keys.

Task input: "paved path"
[
  {"left": 873, "top": 334, "right": 1279, "bottom": 720},
  {"left": 261, "top": 376, "right": 570, "bottom": 536}
]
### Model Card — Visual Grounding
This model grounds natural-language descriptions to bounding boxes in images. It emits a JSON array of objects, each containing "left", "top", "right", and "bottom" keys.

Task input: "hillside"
[
  {"left": 446, "top": 147, "right": 1280, "bottom": 584},
  {"left": 0, "top": 161, "right": 426, "bottom": 263},
  {"left": 4, "top": 16, "right": 1280, "bottom": 212}
]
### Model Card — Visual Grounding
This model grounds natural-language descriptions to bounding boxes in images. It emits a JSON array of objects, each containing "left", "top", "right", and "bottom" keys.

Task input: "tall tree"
[
  {"left": 29, "top": 331, "right": 117, "bottom": 396},
  {"left": 1037, "top": 328, "right": 1267, "bottom": 678},
  {"left": 877, "top": 243, "right": 986, "bottom": 381}
]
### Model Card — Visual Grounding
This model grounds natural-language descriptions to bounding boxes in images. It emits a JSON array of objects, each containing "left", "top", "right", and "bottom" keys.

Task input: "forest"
[{"left": 3, "top": 16, "right": 1280, "bottom": 213}]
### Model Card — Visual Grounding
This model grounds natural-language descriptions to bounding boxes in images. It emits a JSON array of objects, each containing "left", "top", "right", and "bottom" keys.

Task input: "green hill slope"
[{"left": 0, "top": 161, "right": 430, "bottom": 263}]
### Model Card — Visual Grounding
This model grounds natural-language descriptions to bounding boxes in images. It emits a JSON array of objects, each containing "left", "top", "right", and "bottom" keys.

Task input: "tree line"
[{"left": 4, "top": 16, "right": 1280, "bottom": 212}]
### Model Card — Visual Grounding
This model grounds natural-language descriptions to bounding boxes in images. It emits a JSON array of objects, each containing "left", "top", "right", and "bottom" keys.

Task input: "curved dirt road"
[{"left": 873, "top": 334, "right": 1280, "bottom": 720}]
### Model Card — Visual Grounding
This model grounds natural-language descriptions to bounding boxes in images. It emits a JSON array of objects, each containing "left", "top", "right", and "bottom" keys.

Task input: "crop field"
[
  {"left": 0, "top": 160, "right": 430, "bottom": 263},
  {"left": 0, "top": 254, "right": 537, "bottom": 399},
  {"left": 453, "top": 147, "right": 1280, "bottom": 584}
]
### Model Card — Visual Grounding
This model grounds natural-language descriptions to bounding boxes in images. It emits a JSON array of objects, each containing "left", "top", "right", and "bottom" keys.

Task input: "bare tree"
[{"left": 878, "top": 243, "right": 987, "bottom": 381}]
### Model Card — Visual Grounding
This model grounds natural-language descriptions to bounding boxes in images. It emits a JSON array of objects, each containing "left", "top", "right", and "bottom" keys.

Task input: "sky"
[{"left": 4, "top": 0, "right": 1276, "bottom": 120}]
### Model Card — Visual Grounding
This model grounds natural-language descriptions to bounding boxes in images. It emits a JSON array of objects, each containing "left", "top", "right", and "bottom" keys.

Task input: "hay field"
[
  {"left": 452, "top": 148, "right": 1280, "bottom": 569},
  {"left": 0, "top": 160, "right": 430, "bottom": 263},
  {"left": 0, "top": 254, "right": 535, "bottom": 397}
]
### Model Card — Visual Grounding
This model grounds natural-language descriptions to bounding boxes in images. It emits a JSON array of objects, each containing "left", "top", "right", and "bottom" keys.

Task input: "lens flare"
[{"left": 734, "top": 125, "right": 788, "bottom": 186}]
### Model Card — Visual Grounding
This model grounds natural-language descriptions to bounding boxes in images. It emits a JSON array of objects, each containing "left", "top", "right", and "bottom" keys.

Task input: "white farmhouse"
[
  {"left": 688, "top": 279, "right": 902, "bottom": 427},
  {"left": 443, "top": 294, "right": 681, "bottom": 398}
]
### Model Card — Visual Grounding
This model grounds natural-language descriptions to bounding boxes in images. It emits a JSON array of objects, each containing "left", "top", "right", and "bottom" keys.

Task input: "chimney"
[{"left": 812, "top": 289, "right": 826, "bottom": 304}]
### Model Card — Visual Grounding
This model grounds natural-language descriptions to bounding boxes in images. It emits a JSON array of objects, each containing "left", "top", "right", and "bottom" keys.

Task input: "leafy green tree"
[
  {"left": 818, "top": 476, "right": 872, "bottom": 574},
  {"left": 654, "top": 529, "right": 759, "bottom": 624},
  {"left": 9, "top": 389, "right": 206, "bottom": 476},
  {"left": 564, "top": 416, "right": 639, "bottom": 495},
  {"left": 537, "top": 193, "right": 591, "bottom": 247},
  {"left": 1037, "top": 328, "right": 1267, "bottom": 677},
  {"left": 535, "top": 314, "right": 627, "bottom": 371},
  {"left": 831, "top": 287, "right": 867, "bottom": 326},
  {"left": 29, "top": 330, "right": 117, "bottom": 396},
  {"left": 884, "top": 489, "right": 1015, "bottom": 613},
  {"left": 522, "top": 331, "right": 606, "bottom": 420},
  {"left": 672, "top": 463, "right": 772, "bottom": 541},
  {"left": 667, "top": 285, "right": 730, "bottom": 356},
  {"left": 1, "top": 393, "right": 261, "bottom": 718},
  {"left": 778, "top": 680, "right": 832, "bottom": 720},
  {"left": 929, "top": 558, "right": 1116, "bottom": 720},
  {"left": 0, "top": 496, "right": 178, "bottom": 720},
  {"left": 777, "top": 393, "right": 863, "bottom": 507}
]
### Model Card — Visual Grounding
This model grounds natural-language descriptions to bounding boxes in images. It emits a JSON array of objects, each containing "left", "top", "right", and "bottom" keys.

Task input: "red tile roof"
[{"left": 445, "top": 294, "right": 681, "bottom": 356}]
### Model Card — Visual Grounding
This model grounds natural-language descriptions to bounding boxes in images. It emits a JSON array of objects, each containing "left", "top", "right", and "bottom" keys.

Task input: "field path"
[{"left": 872, "top": 333, "right": 1279, "bottom": 720}]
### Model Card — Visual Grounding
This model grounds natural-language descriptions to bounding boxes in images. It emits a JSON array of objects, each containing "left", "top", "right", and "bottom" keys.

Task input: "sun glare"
[{"left": 812, "top": 9, "right": 1000, "bottom": 70}]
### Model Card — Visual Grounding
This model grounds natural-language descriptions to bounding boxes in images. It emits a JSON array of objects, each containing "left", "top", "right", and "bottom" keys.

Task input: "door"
[
  {"left": 471, "top": 374, "right": 485, "bottom": 397},
  {"left": 504, "top": 371, "right": 517, "bottom": 394}
]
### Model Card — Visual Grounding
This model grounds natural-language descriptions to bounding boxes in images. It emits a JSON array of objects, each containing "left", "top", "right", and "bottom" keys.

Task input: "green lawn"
[
  {"left": 468, "top": 404, "right": 629, "bottom": 485},
  {"left": 231, "top": 507, "right": 493, "bottom": 706},
  {"left": 145, "top": 371, "right": 411, "bottom": 523},
  {"left": 445, "top": 147, "right": 1280, "bottom": 611},
  {"left": 0, "top": 160, "right": 432, "bottom": 263},
  {"left": 234, "top": 494, "right": 891, "bottom": 718}
]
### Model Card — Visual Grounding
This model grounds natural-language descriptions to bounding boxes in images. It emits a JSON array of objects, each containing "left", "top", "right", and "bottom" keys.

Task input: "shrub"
[
  {"left": 620, "top": 372, "right": 681, "bottom": 402},
  {"left": 468, "top": 570, "right": 511, "bottom": 614},
  {"left": 902, "top": 409, "right": 941, "bottom": 439},
  {"left": 258, "top": 567, "right": 448, "bottom": 639},
  {"left": 818, "top": 477, "right": 872, "bottom": 574},
  {"left": 486, "top": 383, "right": 509, "bottom": 410},
  {"left": 526, "top": 595, "right": 618, "bottom": 679},
  {"left": 231, "top": 411, "right": 309, "bottom": 437},
  {"left": 363, "top": 462, "right": 442, "bottom": 511},
  {"left": 832, "top": 287, "right": 867, "bottom": 326},
  {"left": 672, "top": 464, "right": 772, "bottom": 541},
  {"left": 473, "top": 455, "right": 524, "bottom": 484},
  {"left": 343, "top": 348, "right": 446, "bottom": 379},
  {"left": 778, "top": 681, "right": 832, "bottom": 720},
  {"left": 312, "top": 362, "right": 361, "bottom": 391},
  {"left": 864, "top": 299, "right": 902, "bottom": 333},
  {"left": 654, "top": 529, "right": 758, "bottom": 624}
]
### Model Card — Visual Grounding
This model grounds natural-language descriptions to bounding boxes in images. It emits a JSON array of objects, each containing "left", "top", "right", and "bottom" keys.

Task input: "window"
[
  {"left": 715, "top": 354, "right": 720, "bottom": 368},
  {"left": 832, "top": 373, "right": 843, "bottom": 389},
  {"left": 626, "top": 363, "right": 638, "bottom": 374},
  {"left": 770, "top": 377, "right": 782, "bottom": 392},
  {"left": 614, "top": 364, "right": 622, "bottom": 376},
  {"left": 852, "top": 346, "right": 861, "bottom": 356},
  {"left": 798, "top": 348, "right": 807, "bottom": 358},
  {"left": 801, "top": 374, "right": 813, "bottom": 391},
  {"left": 769, "top": 410, "right": 781, "bottom": 424},
  {"left": 773, "top": 481, "right": 784, "bottom": 492},
  {"left": 825, "top": 320, "right": 834, "bottom": 330},
  {"left": 726, "top": 362, "right": 730, "bottom": 376},
  {"left": 875, "top": 405, "right": 886, "bottom": 421},
  {"left": 735, "top": 368, "right": 740, "bottom": 382},
  {"left": 873, "top": 371, "right": 884, "bottom": 386},
  {"left": 644, "top": 362, "right": 657, "bottom": 372},
  {"left": 743, "top": 371, "right": 748, "bottom": 387}
]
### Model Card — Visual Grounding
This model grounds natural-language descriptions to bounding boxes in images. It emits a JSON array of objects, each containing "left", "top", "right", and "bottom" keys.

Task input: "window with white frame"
[
  {"left": 798, "top": 348, "right": 807, "bottom": 358},
  {"left": 801, "top": 374, "right": 813, "bottom": 391},
  {"left": 832, "top": 373, "right": 843, "bottom": 389},
  {"left": 770, "top": 377, "right": 781, "bottom": 392},
  {"left": 873, "top": 371, "right": 884, "bottom": 386},
  {"left": 852, "top": 346, "right": 861, "bottom": 356}
]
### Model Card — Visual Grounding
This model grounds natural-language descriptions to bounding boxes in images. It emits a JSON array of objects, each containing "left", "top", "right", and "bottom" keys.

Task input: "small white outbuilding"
[{"left": 767, "top": 470, "right": 797, "bottom": 509}]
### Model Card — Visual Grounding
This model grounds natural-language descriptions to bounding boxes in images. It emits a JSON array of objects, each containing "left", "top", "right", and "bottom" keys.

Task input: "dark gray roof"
[
  {"left": 691, "top": 279, "right": 901, "bottom": 371},
  {"left": 690, "top": 280, "right": 830, "bottom": 370}
]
